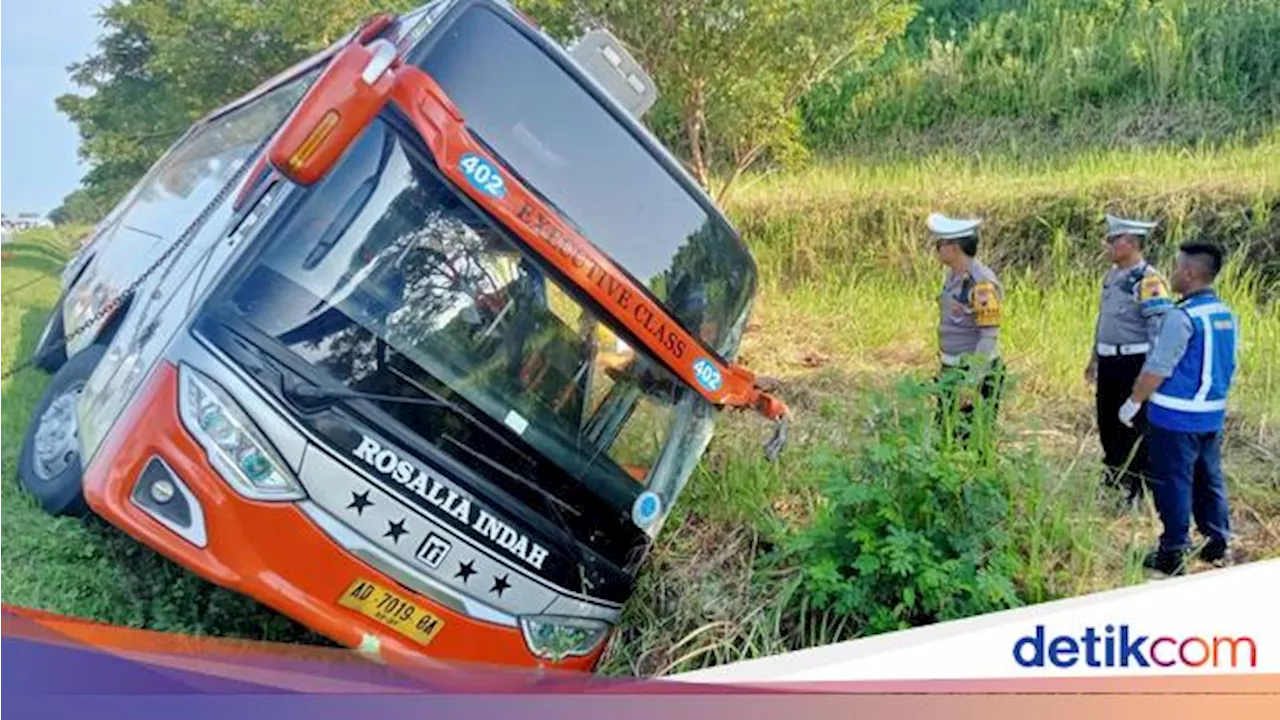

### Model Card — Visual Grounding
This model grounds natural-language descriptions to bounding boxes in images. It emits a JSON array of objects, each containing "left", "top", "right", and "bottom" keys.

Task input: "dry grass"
[{"left": 599, "top": 145, "right": 1280, "bottom": 676}]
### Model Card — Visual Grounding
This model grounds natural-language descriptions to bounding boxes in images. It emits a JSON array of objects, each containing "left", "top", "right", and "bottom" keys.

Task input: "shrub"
[{"left": 785, "top": 374, "right": 1058, "bottom": 634}]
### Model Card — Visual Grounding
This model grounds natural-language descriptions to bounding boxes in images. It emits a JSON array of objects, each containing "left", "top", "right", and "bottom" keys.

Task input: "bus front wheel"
[{"left": 17, "top": 344, "right": 107, "bottom": 517}]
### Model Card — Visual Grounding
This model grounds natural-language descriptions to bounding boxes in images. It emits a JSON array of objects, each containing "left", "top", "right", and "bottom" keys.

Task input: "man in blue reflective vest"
[{"left": 1118, "top": 242, "right": 1239, "bottom": 576}]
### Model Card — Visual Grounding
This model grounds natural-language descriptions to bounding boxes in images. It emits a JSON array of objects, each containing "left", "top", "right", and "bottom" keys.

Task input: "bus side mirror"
[{"left": 267, "top": 38, "right": 399, "bottom": 186}]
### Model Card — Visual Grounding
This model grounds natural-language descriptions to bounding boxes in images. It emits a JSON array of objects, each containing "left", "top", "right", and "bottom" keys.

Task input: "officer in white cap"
[
  {"left": 929, "top": 212, "right": 1005, "bottom": 441},
  {"left": 1085, "top": 214, "right": 1173, "bottom": 508}
]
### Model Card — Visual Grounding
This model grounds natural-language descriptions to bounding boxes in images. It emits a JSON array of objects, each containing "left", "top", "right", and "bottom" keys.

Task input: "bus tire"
[{"left": 17, "top": 344, "right": 108, "bottom": 517}]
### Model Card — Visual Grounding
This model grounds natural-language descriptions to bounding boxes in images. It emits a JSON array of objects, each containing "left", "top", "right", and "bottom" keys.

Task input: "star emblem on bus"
[
  {"left": 383, "top": 518, "right": 408, "bottom": 543},
  {"left": 454, "top": 560, "right": 476, "bottom": 583},
  {"left": 490, "top": 574, "right": 511, "bottom": 597},
  {"left": 346, "top": 490, "right": 373, "bottom": 515}
]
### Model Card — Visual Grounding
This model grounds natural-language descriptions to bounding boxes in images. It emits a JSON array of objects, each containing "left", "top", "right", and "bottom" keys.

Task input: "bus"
[{"left": 18, "top": 0, "right": 788, "bottom": 671}]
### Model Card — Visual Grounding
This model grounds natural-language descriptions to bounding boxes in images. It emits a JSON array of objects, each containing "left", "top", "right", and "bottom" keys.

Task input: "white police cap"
[
  {"left": 927, "top": 212, "right": 982, "bottom": 240},
  {"left": 1105, "top": 213, "right": 1159, "bottom": 237}
]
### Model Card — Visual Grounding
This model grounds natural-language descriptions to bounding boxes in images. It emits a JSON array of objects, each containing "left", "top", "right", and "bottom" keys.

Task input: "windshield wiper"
[
  {"left": 441, "top": 435, "right": 579, "bottom": 517},
  {"left": 287, "top": 381, "right": 455, "bottom": 409},
  {"left": 282, "top": 378, "right": 531, "bottom": 462},
  {"left": 287, "top": 378, "right": 595, "bottom": 592}
]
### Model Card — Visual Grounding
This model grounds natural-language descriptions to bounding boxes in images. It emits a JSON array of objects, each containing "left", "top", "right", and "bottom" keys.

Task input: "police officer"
[
  {"left": 1119, "top": 242, "right": 1238, "bottom": 576},
  {"left": 929, "top": 213, "right": 1005, "bottom": 440},
  {"left": 1085, "top": 214, "right": 1174, "bottom": 507}
]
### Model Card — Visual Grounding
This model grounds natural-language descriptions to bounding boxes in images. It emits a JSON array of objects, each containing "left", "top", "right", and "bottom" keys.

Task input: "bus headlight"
[
  {"left": 518, "top": 615, "right": 610, "bottom": 662},
  {"left": 178, "top": 364, "right": 304, "bottom": 501}
]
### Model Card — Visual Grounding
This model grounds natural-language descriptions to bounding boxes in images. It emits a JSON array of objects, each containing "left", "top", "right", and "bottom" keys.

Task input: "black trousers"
[
  {"left": 1095, "top": 353, "right": 1149, "bottom": 499},
  {"left": 936, "top": 359, "right": 1006, "bottom": 444}
]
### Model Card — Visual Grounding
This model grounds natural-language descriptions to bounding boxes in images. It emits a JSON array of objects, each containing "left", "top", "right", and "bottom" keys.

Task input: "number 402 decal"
[
  {"left": 692, "top": 357, "right": 723, "bottom": 392},
  {"left": 458, "top": 153, "right": 506, "bottom": 198}
]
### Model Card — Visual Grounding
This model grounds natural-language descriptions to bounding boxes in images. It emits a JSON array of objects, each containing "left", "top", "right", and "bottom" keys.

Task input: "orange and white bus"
[{"left": 18, "top": 0, "right": 787, "bottom": 672}]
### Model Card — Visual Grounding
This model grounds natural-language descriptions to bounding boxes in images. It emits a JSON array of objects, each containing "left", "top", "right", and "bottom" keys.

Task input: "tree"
[
  {"left": 522, "top": 0, "right": 917, "bottom": 204},
  {"left": 48, "top": 187, "right": 112, "bottom": 226},
  {"left": 61, "top": 1, "right": 917, "bottom": 208},
  {"left": 57, "top": 0, "right": 415, "bottom": 209},
  {"left": 55, "top": 3, "right": 187, "bottom": 214}
]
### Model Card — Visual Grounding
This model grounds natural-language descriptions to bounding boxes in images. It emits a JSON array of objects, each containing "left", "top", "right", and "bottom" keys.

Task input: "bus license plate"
[{"left": 338, "top": 578, "right": 445, "bottom": 647}]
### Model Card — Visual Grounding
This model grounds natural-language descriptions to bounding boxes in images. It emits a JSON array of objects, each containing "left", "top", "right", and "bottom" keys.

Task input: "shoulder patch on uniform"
[
  {"left": 1138, "top": 272, "right": 1174, "bottom": 318},
  {"left": 1138, "top": 273, "right": 1169, "bottom": 302},
  {"left": 971, "top": 280, "right": 1002, "bottom": 327}
]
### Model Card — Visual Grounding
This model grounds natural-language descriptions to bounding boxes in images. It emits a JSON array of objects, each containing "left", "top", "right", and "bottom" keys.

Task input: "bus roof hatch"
[{"left": 568, "top": 28, "right": 658, "bottom": 119}]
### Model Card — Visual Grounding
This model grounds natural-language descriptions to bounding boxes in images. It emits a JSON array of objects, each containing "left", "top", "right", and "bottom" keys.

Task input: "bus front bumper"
[{"left": 81, "top": 361, "right": 602, "bottom": 673}]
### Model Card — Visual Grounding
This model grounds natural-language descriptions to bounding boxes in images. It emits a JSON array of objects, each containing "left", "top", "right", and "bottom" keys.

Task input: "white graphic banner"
[{"left": 672, "top": 559, "right": 1280, "bottom": 682}]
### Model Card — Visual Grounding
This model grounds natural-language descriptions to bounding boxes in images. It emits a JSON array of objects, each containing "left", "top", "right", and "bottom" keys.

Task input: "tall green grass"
[
  {"left": 803, "top": 0, "right": 1280, "bottom": 155},
  {"left": 599, "top": 372, "right": 1162, "bottom": 676},
  {"left": 728, "top": 143, "right": 1280, "bottom": 425},
  {"left": 598, "top": 145, "right": 1280, "bottom": 676}
]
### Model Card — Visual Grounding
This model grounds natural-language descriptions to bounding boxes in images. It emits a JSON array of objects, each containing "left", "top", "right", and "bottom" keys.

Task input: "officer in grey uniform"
[
  {"left": 929, "top": 213, "right": 1006, "bottom": 441},
  {"left": 1085, "top": 214, "right": 1174, "bottom": 506}
]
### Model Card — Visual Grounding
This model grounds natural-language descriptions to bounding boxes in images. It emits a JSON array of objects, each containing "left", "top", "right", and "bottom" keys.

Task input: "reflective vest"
[{"left": 1148, "top": 291, "right": 1239, "bottom": 433}]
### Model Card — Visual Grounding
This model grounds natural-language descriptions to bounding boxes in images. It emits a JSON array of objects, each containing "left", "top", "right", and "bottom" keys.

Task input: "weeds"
[
  {"left": 595, "top": 149, "right": 1279, "bottom": 674},
  {"left": 790, "top": 378, "right": 1022, "bottom": 632},
  {"left": 803, "top": 0, "right": 1280, "bottom": 157}
]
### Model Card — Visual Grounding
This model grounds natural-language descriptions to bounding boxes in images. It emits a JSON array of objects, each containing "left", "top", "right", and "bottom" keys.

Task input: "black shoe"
[
  {"left": 1199, "top": 539, "right": 1230, "bottom": 567},
  {"left": 1143, "top": 549, "right": 1187, "bottom": 576}
]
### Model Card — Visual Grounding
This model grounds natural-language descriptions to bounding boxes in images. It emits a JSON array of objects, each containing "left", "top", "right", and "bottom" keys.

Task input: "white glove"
[{"left": 1118, "top": 398, "right": 1142, "bottom": 428}]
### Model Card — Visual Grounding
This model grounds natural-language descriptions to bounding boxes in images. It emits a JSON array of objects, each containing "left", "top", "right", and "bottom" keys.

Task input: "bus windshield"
[
  {"left": 415, "top": 3, "right": 756, "bottom": 359},
  {"left": 225, "top": 120, "right": 710, "bottom": 545}
]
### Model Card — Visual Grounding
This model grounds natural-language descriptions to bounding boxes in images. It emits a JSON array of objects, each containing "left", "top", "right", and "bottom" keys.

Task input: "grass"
[
  {"left": 3, "top": 143, "right": 1279, "bottom": 677},
  {"left": 594, "top": 268, "right": 1280, "bottom": 674},
  {"left": 802, "top": 0, "right": 1280, "bottom": 157},
  {"left": 734, "top": 133, "right": 1280, "bottom": 208},
  {"left": 591, "top": 144, "right": 1280, "bottom": 674},
  {"left": 1, "top": 227, "right": 325, "bottom": 643}
]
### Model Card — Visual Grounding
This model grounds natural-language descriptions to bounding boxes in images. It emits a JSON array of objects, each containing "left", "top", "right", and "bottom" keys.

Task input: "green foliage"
[
  {"left": 55, "top": 0, "right": 416, "bottom": 215},
  {"left": 54, "top": 3, "right": 187, "bottom": 212},
  {"left": 732, "top": 140, "right": 1280, "bottom": 289},
  {"left": 521, "top": 0, "right": 916, "bottom": 200},
  {"left": 57, "top": 0, "right": 917, "bottom": 211},
  {"left": 785, "top": 378, "right": 1040, "bottom": 633},
  {"left": 57, "top": 0, "right": 1280, "bottom": 209},
  {"left": 728, "top": 143, "right": 1280, "bottom": 425},
  {"left": 47, "top": 188, "right": 112, "bottom": 226},
  {"left": 802, "top": 0, "right": 1280, "bottom": 156}
]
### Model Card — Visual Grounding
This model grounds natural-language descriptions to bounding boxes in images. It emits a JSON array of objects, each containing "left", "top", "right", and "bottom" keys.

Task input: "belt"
[{"left": 1097, "top": 342, "right": 1149, "bottom": 357}]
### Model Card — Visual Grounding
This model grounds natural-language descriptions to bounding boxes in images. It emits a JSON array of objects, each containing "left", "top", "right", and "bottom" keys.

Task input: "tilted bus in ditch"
[{"left": 18, "top": 0, "right": 788, "bottom": 671}]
